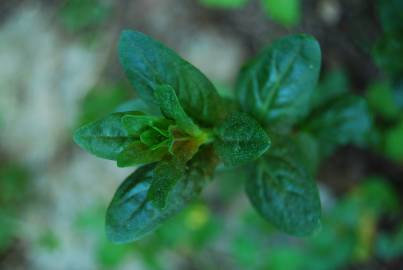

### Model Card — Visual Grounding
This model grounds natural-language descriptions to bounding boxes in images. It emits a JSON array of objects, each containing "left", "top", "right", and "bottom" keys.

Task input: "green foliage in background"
[
  {"left": 0, "top": 164, "right": 29, "bottom": 251},
  {"left": 199, "top": 0, "right": 300, "bottom": 26},
  {"left": 365, "top": 0, "right": 403, "bottom": 163},
  {"left": 72, "top": 175, "right": 402, "bottom": 270},
  {"left": 261, "top": 0, "right": 300, "bottom": 27},
  {"left": 74, "top": 30, "right": 372, "bottom": 243},
  {"left": 60, "top": 0, "right": 112, "bottom": 31}
]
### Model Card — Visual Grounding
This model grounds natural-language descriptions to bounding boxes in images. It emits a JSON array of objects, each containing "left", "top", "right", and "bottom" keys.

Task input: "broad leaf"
[
  {"left": 154, "top": 85, "right": 201, "bottom": 136},
  {"left": 119, "top": 30, "right": 224, "bottom": 125},
  {"left": 304, "top": 94, "right": 372, "bottom": 158},
  {"left": 245, "top": 136, "right": 321, "bottom": 236},
  {"left": 106, "top": 148, "right": 216, "bottom": 243},
  {"left": 236, "top": 34, "right": 321, "bottom": 131},
  {"left": 73, "top": 113, "right": 134, "bottom": 160},
  {"left": 214, "top": 113, "right": 271, "bottom": 167},
  {"left": 116, "top": 142, "right": 167, "bottom": 167}
]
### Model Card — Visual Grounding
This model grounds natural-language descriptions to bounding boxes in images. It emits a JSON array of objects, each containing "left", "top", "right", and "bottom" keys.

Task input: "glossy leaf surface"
[
  {"left": 73, "top": 113, "right": 134, "bottom": 160},
  {"left": 236, "top": 34, "right": 321, "bottom": 131},
  {"left": 119, "top": 30, "right": 224, "bottom": 126}
]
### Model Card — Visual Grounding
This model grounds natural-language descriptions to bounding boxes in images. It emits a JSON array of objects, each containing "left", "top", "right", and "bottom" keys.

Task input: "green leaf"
[
  {"left": 199, "top": 0, "right": 248, "bottom": 9},
  {"left": 261, "top": 0, "right": 300, "bottom": 27},
  {"left": 139, "top": 129, "right": 165, "bottom": 146},
  {"left": 147, "top": 159, "right": 185, "bottom": 209},
  {"left": 384, "top": 118, "right": 403, "bottom": 162},
  {"left": 121, "top": 114, "right": 159, "bottom": 135},
  {"left": 119, "top": 30, "right": 224, "bottom": 126},
  {"left": 115, "top": 98, "right": 161, "bottom": 116},
  {"left": 373, "top": 34, "right": 403, "bottom": 79},
  {"left": 311, "top": 69, "right": 349, "bottom": 109},
  {"left": 214, "top": 113, "right": 271, "bottom": 167},
  {"left": 73, "top": 113, "right": 134, "bottom": 160},
  {"left": 106, "top": 155, "right": 212, "bottom": 243},
  {"left": 378, "top": 0, "right": 403, "bottom": 34},
  {"left": 294, "top": 132, "right": 320, "bottom": 175},
  {"left": 154, "top": 85, "right": 201, "bottom": 135},
  {"left": 236, "top": 34, "right": 321, "bottom": 132},
  {"left": 366, "top": 81, "right": 400, "bottom": 120},
  {"left": 304, "top": 94, "right": 372, "bottom": 157},
  {"left": 245, "top": 136, "right": 321, "bottom": 236},
  {"left": 116, "top": 142, "right": 167, "bottom": 167}
]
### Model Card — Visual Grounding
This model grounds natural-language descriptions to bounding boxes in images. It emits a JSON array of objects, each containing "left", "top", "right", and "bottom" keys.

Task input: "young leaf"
[
  {"left": 73, "top": 113, "right": 134, "bottom": 160},
  {"left": 245, "top": 136, "right": 321, "bottom": 236},
  {"left": 236, "top": 34, "right": 321, "bottom": 131},
  {"left": 116, "top": 142, "right": 167, "bottom": 167},
  {"left": 139, "top": 129, "right": 165, "bottom": 146},
  {"left": 106, "top": 160, "right": 208, "bottom": 243},
  {"left": 119, "top": 30, "right": 224, "bottom": 125},
  {"left": 154, "top": 85, "right": 201, "bottom": 136},
  {"left": 121, "top": 114, "right": 159, "bottom": 135},
  {"left": 214, "top": 112, "right": 271, "bottom": 167},
  {"left": 147, "top": 159, "right": 185, "bottom": 209},
  {"left": 304, "top": 94, "right": 372, "bottom": 158}
]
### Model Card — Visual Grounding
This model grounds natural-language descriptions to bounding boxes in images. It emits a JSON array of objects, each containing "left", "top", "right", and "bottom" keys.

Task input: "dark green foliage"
[
  {"left": 214, "top": 112, "right": 271, "bottom": 167},
  {"left": 73, "top": 30, "right": 373, "bottom": 243},
  {"left": 73, "top": 112, "right": 136, "bottom": 160},
  {"left": 246, "top": 135, "right": 321, "bottom": 236},
  {"left": 118, "top": 30, "right": 225, "bottom": 126},
  {"left": 304, "top": 95, "right": 372, "bottom": 157},
  {"left": 236, "top": 34, "right": 321, "bottom": 132}
]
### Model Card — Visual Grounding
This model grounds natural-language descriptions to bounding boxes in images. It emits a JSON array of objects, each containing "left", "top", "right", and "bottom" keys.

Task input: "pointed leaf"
[
  {"left": 116, "top": 142, "right": 167, "bottom": 167},
  {"left": 106, "top": 152, "right": 213, "bottom": 243},
  {"left": 214, "top": 112, "right": 271, "bottom": 167},
  {"left": 119, "top": 30, "right": 225, "bottom": 125},
  {"left": 73, "top": 113, "right": 134, "bottom": 160},
  {"left": 154, "top": 85, "right": 201, "bottom": 135},
  {"left": 236, "top": 34, "right": 321, "bottom": 131},
  {"left": 245, "top": 135, "right": 321, "bottom": 236},
  {"left": 121, "top": 114, "right": 160, "bottom": 135}
]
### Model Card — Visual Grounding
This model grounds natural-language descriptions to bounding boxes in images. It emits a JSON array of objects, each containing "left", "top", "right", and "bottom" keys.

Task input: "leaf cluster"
[{"left": 74, "top": 30, "right": 372, "bottom": 243}]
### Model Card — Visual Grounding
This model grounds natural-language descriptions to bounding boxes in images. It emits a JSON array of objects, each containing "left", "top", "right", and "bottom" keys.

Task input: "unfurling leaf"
[
  {"left": 116, "top": 142, "right": 167, "bottom": 167},
  {"left": 154, "top": 85, "right": 201, "bottom": 136},
  {"left": 214, "top": 112, "right": 271, "bottom": 167}
]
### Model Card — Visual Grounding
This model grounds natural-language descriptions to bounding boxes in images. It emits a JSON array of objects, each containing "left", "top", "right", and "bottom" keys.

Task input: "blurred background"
[{"left": 0, "top": 0, "right": 402, "bottom": 269}]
